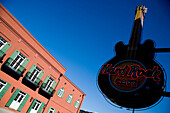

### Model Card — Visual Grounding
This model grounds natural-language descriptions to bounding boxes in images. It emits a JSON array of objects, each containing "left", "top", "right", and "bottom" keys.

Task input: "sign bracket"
[
  {"left": 154, "top": 48, "right": 170, "bottom": 53},
  {"left": 162, "top": 91, "right": 170, "bottom": 97}
]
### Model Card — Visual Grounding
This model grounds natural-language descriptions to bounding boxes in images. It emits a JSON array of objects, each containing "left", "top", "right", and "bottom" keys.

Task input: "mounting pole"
[{"left": 132, "top": 108, "right": 135, "bottom": 113}]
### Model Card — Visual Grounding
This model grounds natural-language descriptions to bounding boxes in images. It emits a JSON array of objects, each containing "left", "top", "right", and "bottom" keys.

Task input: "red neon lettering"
[
  {"left": 100, "top": 64, "right": 128, "bottom": 76},
  {"left": 99, "top": 64, "right": 161, "bottom": 82},
  {"left": 145, "top": 66, "right": 161, "bottom": 82},
  {"left": 114, "top": 78, "right": 138, "bottom": 87}
]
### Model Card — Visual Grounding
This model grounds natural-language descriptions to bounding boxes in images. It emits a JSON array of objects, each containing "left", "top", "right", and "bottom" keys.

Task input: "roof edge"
[{"left": 0, "top": 3, "right": 67, "bottom": 73}]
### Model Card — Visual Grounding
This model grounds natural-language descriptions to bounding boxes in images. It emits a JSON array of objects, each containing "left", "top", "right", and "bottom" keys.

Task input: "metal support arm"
[
  {"left": 162, "top": 92, "right": 170, "bottom": 97},
  {"left": 154, "top": 48, "right": 170, "bottom": 53}
]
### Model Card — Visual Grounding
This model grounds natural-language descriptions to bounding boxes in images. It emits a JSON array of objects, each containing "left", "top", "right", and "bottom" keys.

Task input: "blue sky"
[{"left": 1, "top": 0, "right": 170, "bottom": 113}]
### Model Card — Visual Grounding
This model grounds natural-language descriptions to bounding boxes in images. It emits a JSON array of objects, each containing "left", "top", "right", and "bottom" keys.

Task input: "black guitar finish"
[{"left": 98, "top": 5, "right": 164, "bottom": 109}]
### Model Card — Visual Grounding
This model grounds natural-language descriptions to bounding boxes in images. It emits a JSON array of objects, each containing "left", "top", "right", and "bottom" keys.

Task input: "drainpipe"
[
  {"left": 77, "top": 94, "right": 85, "bottom": 113},
  {"left": 42, "top": 74, "right": 63, "bottom": 113}
]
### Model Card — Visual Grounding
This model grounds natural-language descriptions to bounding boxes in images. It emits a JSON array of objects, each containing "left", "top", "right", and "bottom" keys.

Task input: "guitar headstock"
[
  {"left": 135, "top": 5, "right": 147, "bottom": 27},
  {"left": 135, "top": 5, "right": 147, "bottom": 20}
]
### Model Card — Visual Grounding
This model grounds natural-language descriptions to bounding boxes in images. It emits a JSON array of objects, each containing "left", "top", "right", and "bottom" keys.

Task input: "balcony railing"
[
  {"left": 22, "top": 76, "right": 43, "bottom": 91},
  {"left": 1, "top": 58, "right": 26, "bottom": 80},
  {"left": 38, "top": 84, "right": 55, "bottom": 99}
]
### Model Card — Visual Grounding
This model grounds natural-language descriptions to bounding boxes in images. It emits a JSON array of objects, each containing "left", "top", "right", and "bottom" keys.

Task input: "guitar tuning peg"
[{"left": 144, "top": 8, "right": 148, "bottom": 13}]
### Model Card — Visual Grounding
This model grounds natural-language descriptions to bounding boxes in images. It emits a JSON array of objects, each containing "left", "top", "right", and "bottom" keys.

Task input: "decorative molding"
[
  {"left": 0, "top": 16, "right": 65, "bottom": 74},
  {"left": 20, "top": 49, "right": 29, "bottom": 57},
  {"left": 0, "top": 32, "right": 11, "bottom": 42},
  {"left": 17, "top": 38, "right": 22, "bottom": 43}
]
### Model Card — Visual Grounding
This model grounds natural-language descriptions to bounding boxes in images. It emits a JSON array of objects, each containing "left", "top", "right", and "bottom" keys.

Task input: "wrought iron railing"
[
  {"left": 24, "top": 73, "right": 43, "bottom": 87},
  {"left": 40, "top": 84, "right": 55, "bottom": 96},
  {"left": 4, "top": 58, "right": 26, "bottom": 76}
]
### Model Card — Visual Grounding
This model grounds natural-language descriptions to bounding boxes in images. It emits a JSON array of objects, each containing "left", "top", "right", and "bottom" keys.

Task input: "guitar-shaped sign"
[{"left": 98, "top": 5, "right": 165, "bottom": 109}]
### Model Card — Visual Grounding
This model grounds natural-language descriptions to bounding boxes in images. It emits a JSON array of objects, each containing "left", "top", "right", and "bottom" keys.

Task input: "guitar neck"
[{"left": 128, "top": 5, "right": 147, "bottom": 49}]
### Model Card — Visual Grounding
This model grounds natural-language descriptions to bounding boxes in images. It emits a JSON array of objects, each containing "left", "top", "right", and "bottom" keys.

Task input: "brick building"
[{"left": 0, "top": 4, "right": 85, "bottom": 113}]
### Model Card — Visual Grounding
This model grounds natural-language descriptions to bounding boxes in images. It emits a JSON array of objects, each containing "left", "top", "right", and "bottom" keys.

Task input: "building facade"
[{"left": 0, "top": 4, "right": 85, "bottom": 113}]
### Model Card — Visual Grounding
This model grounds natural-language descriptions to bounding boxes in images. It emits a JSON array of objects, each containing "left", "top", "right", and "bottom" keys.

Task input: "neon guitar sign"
[{"left": 98, "top": 5, "right": 165, "bottom": 109}]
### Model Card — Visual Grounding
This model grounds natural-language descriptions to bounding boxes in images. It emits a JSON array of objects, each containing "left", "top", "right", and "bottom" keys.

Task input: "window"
[
  {"left": 47, "top": 107, "right": 56, "bottom": 113},
  {"left": 44, "top": 77, "right": 54, "bottom": 92},
  {"left": 6, "top": 89, "right": 30, "bottom": 111},
  {"left": 0, "top": 36, "right": 11, "bottom": 58},
  {"left": 24, "top": 64, "right": 44, "bottom": 87},
  {"left": 0, "top": 37, "right": 7, "bottom": 50},
  {"left": 0, "top": 79, "right": 7, "bottom": 92},
  {"left": 30, "top": 100, "right": 41, "bottom": 113},
  {"left": 0, "top": 78, "right": 11, "bottom": 99},
  {"left": 9, "top": 52, "right": 26, "bottom": 71},
  {"left": 57, "top": 88, "right": 64, "bottom": 98},
  {"left": 2, "top": 50, "right": 29, "bottom": 79},
  {"left": 41, "top": 75, "right": 57, "bottom": 95},
  {"left": 39, "top": 75, "right": 57, "bottom": 98},
  {"left": 66, "top": 94, "right": 73, "bottom": 103},
  {"left": 74, "top": 100, "right": 80, "bottom": 108},
  {"left": 28, "top": 66, "right": 41, "bottom": 83},
  {"left": 27, "top": 99, "right": 45, "bottom": 113},
  {"left": 9, "top": 91, "right": 26, "bottom": 110}
]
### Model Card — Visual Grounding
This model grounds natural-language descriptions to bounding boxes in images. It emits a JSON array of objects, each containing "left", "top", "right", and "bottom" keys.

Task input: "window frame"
[
  {"left": 44, "top": 77, "right": 54, "bottom": 92},
  {"left": 66, "top": 94, "right": 73, "bottom": 103},
  {"left": 0, "top": 78, "right": 11, "bottom": 100},
  {"left": 0, "top": 79, "right": 7, "bottom": 92},
  {"left": 48, "top": 107, "right": 55, "bottom": 113},
  {"left": 8, "top": 90, "right": 27, "bottom": 111},
  {"left": 27, "top": 99, "right": 45, "bottom": 113},
  {"left": 9, "top": 52, "right": 26, "bottom": 71},
  {"left": 0, "top": 37, "right": 7, "bottom": 50},
  {"left": 6, "top": 89, "right": 30, "bottom": 112},
  {"left": 28, "top": 66, "right": 41, "bottom": 83},
  {"left": 74, "top": 100, "right": 80, "bottom": 108},
  {"left": 57, "top": 88, "right": 64, "bottom": 98},
  {"left": 31, "top": 100, "right": 42, "bottom": 112},
  {"left": 0, "top": 36, "right": 12, "bottom": 58}
]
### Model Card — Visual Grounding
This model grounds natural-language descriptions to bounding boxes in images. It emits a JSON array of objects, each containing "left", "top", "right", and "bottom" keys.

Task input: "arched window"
[
  {"left": 66, "top": 94, "right": 73, "bottom": 103},
  {"left": 57, "top": 88, "right": 65, "bottom": 98},
  {"left": 74, "top": 100, "right": 80, "bottom": 108},
  {"left": 47, "top": 107, "right": 56, "bottom": 113}
]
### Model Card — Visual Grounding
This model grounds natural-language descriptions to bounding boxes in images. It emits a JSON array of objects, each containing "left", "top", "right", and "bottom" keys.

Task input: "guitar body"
[
  {"left": 98, "top": 40, "right": 164, "bottom": 108},
  {"left": 97, "top": 5, "right": 166, "bottom": 109},
  {"left": 115, "top": 39, "right": 155, "bottom": 62}
]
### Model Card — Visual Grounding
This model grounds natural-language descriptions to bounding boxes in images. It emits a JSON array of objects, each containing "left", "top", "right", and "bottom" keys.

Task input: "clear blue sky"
[{"left": 1, "top": 0, "right": 170, "bottom": 113}]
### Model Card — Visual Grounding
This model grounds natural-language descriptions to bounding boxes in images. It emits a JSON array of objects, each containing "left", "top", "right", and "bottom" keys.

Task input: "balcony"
[
  {"left": 22, "top": 75, "right": 42, "bottom": 91},
  {"left": 38, "top": 84, "right": 55, "bottom": 99},
  {"left": 1, "top": 58, "right": 26, "bottom": 80}
]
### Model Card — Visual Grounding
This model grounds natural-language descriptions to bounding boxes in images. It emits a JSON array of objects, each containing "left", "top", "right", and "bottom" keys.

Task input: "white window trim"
[
  {"left": 30, "top": 100, "right": 42, "bottom": 113},
  {"left": 44, "top": 78, "right": 54, "bottom": 92},
  {"left": 75, "top": 100, "right": 80, "bottom": 108},
  {"left": 9, "top": 91, "right": 26, "bottom": 110},
  {"left": 58, "top": 88, "right": 64, "bottom": 97},
  {"left": 0, "top": 39, "right": 7, "bottom": 50},
  {"left": 29, "top": 66, "right": 41, "bottom": 83},
  {"left": 49, "top": 107, "right": 55, "bottom": 113},
  {"left": 0, "top": 79, "right": 7, "bottom": 92},
  {"left": 9, "top": 53, "right": 26, "bottom": 71},
  {"left": 67, "top": 95, "right": 72, "bottom": 103}
]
